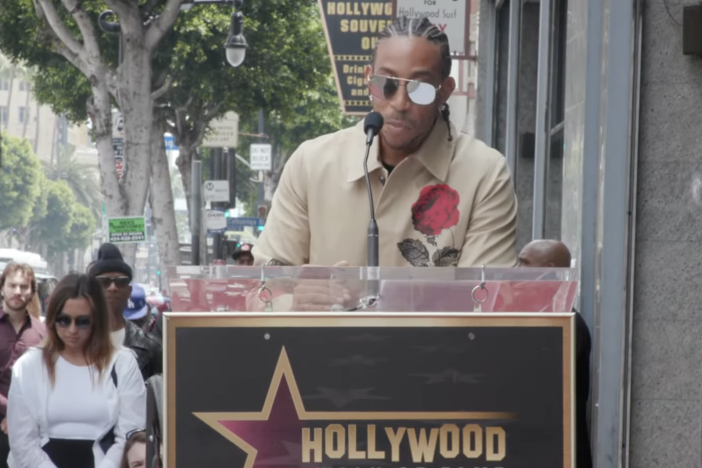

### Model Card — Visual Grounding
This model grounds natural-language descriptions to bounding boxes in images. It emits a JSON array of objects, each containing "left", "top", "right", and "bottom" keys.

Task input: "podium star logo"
[{"left": 194, "top": 348, "right": 515, "bottom": 468}]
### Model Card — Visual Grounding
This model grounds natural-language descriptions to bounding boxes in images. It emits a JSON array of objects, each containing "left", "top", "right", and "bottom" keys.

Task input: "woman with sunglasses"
[{"left": 6, "top": 274, "right": 146, "bottom": 468}]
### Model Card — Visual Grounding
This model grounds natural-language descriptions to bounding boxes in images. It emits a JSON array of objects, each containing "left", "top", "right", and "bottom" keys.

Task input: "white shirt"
[
  {"left": 7, "top": 347, "right": 146, "bottom": 468},
  {"left": 46, "top": 357, "right": 111, "bottom": 440},
  {"left": 110, "top": 328, "right": 126, "bottom": 348}
]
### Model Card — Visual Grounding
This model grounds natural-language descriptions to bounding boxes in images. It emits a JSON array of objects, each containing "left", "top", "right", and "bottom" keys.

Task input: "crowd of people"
[{"left": 0, "top": 242, "right": 160, "bottom": 468}]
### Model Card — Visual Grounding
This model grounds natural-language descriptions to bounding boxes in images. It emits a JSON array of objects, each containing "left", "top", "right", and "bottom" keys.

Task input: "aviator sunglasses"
[
  {"left": 56, "top": 314, "right": 92, "bottom": 329},
  {"left": 95, "top": 276, "right": 131, "bottom": 289},
  {"left": 368, "top": 75, "right": 441, "bottom": 106}
]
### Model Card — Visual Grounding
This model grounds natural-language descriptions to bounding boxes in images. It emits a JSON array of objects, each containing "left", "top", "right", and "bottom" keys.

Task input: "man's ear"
[{"left": 440, "top": 76, "right": 456, "bottom": 104}]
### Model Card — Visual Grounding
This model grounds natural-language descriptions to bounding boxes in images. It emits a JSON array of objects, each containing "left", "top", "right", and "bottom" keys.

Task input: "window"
[
  {"left": 0, "top": 80, "right": 8, "bottom": 91},
  {"left": 0, "top": 107, "right": 6, "bottom": 125},
  {"left": 19, "top": 81, "right": 30, "bottom": 92},
  {"left": 18, "top": 106, "right": 29, "bottom": 124},
  {"left": 544, "top": 0, "right": 568, "bottom": 240}
]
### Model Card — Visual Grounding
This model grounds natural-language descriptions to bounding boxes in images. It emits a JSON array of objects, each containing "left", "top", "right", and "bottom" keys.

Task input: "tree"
[
  {"left": 25, "top": 178, "right": 97, "bottom": 257},
  {"left": 0, "top": 0, "right": 352, "bottom": 265},
  {"left": 43, "top": 146, "right": 102, "bottom": 220},
  {"left": 0, "top": 0, "right": 183, "bottom": 267},
  {"left": 0, "top": 133, "right": 41, "bottom": 230}
]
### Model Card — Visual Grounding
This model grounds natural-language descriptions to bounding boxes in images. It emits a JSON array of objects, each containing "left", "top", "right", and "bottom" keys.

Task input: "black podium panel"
[{"left": 165, "top": 314, "right": 574, "bottom": 468}]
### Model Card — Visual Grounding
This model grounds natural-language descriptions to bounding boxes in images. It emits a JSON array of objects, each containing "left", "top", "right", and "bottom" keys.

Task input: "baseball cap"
[
  {"left": 232, "top": 243, "right": 254, "bottom": 260},
  {"left": 124, "top": 284, "right": 149, "bottom": 320}
]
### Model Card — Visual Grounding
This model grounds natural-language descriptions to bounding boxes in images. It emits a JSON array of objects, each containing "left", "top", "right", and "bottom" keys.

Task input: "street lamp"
[
  {"left": 180, "top": 0, "right": 248, "bottom": 68},
  {"left": 100, "top": 0, "right": 248, "bottom": 68},
  {"left": 224, "top": 11, "right": 248, "bottom": 67}
]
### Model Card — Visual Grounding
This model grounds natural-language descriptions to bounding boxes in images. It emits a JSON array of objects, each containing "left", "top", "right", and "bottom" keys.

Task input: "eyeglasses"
[
  {"left": 126, "top": 428, "right": 145, "bottom": 440},
  {"left": 56, "top": 314, "right": 92, "bottom": 329},
  {"left": 95, "top": 276, "right": 131, "bottom": 289},
  {"left": 368, "top": 75, "right": 441, "bottom": 106}
]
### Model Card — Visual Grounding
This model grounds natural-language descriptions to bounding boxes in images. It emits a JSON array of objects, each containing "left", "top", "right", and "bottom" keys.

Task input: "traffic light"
[
  {"left": 157, "top": 270, "right": 161, "bottom": 276},
  {"left": 225, "top": 210, "right": 231, "bottom": 218}
]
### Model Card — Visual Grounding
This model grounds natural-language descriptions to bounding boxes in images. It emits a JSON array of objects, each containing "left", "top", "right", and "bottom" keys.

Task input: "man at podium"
[{"left": 253, "top": 16, "right": 517, "bottom": 269}]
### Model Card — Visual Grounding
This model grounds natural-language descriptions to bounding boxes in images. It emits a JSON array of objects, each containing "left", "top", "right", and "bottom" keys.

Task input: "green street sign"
[{"left": 108, "top": 216, "right": 146, "bottom": 244}]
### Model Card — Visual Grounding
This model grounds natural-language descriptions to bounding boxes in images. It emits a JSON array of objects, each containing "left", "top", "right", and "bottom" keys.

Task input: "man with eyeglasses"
[
  {"left": 90, "top": 243, "right": 162, "bottom": 381},
  {"left": 252, "top": 16, "right": 517, "bottom": 310}
]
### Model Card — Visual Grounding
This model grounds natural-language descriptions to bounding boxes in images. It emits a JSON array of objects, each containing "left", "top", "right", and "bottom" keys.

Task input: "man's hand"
[
  {"left": 291, "top": 261, "right": 354, "bottom": 312},
  {"left": 2, "top": 417, "right": 8, "bottom": 434}
]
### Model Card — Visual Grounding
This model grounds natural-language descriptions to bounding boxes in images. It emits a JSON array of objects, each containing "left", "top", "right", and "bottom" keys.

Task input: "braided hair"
[{"left": 371, "top": 16, "right": 453, "bottom": 141}]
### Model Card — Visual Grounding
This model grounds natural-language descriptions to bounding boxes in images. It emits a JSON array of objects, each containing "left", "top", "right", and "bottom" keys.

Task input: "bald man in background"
[{"left": 518, "top": 240, "right": 592, "bottom": 468}]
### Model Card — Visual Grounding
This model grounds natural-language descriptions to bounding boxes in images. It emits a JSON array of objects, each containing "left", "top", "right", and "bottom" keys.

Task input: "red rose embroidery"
[{"left": 411, "top": 184, "right": 460, "bottom": 236}]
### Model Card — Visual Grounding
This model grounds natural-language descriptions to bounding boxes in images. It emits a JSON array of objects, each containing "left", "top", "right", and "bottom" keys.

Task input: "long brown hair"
[
  {"left": 43, "top": 273, "right": 114, "bottom": 385},
  {"left": 26, "top": 294, "right": 41, "bottom": 319},
  {"left": 120, "top": 431, "right": 146, "bottom": 468}
]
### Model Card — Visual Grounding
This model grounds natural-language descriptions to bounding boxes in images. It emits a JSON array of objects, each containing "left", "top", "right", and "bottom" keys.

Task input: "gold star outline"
[{"left": 194, "top": 347, "right": 516, "bottom": 468}]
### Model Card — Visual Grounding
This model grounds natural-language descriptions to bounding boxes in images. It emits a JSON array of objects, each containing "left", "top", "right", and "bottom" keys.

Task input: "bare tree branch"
[
  {"left": 193, "top": 101, "right": 225, "bottom": 147},
  {"left": 151, "top": 75, "right": 173, "bottom": 100},
  {"left": 145, "top": 0, "right": 185, "bottom": 52},
  {"left": 33, "top": 0, "right": 84, "bottom": 61},
  {"left": 103, "top": 0, "right": 141, "bottom": 32},
  {"left": 60, "top": 0, "right": 102, "bottom": 64}
]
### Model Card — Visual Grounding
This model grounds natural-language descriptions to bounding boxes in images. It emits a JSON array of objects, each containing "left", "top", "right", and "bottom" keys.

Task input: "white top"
[
  {"left": 7, "top": 347, "right": 146, "bottom": 468},
  {"left": 110, "top": 328, "right": 126, "bottom": 348},
  {"left": 46, "top": 357, "right": 111, "bottom": 440}
]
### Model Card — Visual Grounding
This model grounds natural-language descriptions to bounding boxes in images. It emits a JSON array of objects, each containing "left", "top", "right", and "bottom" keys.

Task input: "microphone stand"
[
  {"left": 349, "top": 133, "right": 381, "bottom": 311},
  {"left": 332, "top": 114, "right": 384, "bottom": 312},
  {"left": 333, "top": 130, "right": 382, "bottom": 312}
]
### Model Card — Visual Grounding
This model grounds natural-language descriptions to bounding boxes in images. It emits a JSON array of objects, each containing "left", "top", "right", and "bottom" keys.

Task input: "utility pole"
[
  {"left": 191, "top": 160, "right": 202, "bottom": 265},
  {"left": 211, "top": 148, "right": 226, "bottom": 261},
  {"left": 256, "top": 109, "right": 266, "bottom": 236}
]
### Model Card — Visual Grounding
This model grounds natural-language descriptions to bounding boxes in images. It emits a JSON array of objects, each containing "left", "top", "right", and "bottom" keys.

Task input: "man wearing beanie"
[{"left": 90, "top": 243, "right": 162, "bottom": 380}]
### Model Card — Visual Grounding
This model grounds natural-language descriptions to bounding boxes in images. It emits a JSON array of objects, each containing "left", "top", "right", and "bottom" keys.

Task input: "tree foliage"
[
  {"left": 43, "top": 147, "right": 102, "bottom": 221},
  {"left": 0, "top": 133, "right": 41, "bottom": 230},
  {"left": 26, "top": 179, "right": 96, "bottom": 255}
]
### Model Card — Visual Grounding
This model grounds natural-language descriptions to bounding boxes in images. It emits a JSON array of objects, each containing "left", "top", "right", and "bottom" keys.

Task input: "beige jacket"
[{"left": 253, "top": 119, "right": 517, "bottom": 267}]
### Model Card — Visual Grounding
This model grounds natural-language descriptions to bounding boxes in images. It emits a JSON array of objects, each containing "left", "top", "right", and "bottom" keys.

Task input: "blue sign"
[
  {"left": 226, "top": 217, "right": 266, "bottom": 231},
  {"left": 164, "top": 135, "right": 179, "bottom": 151}
]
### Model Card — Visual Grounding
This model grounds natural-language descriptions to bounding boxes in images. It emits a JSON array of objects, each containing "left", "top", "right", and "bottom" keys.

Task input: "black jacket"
[
  {"left": 574, "top": 310, "right": 593, "bottom": 468},
  {"left": 124, "top": 319, "right": 162, "bottom": 381}
]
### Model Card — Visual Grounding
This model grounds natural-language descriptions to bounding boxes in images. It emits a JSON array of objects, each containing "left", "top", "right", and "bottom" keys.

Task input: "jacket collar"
[
  {"left": 346, "top": 118, "right": 457, "bottom": 183},
  {"left": 124, "top": 319, "right": 148, "bottom": 351}
]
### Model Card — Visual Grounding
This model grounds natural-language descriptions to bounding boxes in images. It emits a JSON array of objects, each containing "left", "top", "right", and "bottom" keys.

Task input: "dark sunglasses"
[
  {"left": 56, "top": 314, "right": 92, "bottom": 329},
  {"left": 126, "top": 428, "right": 145, "bottom": 440},
  {"left": 368, "top": 74, "right": 441, "bottom": 106},
  {"left": 95, "top": 276, "right": 131, "bottom": 289}
]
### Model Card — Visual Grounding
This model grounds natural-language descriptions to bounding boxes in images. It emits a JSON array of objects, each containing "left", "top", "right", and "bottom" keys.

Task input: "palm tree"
[{"left": 43, "top": 146, "right": 102, "bottom": 221}]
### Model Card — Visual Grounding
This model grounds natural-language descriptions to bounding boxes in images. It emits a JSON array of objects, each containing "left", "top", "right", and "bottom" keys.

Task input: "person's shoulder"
[
  {"left": 13, "top": 347, "right": 43, "bottom": 375},
  {"left": 29, "top": 315, "right": 47, "bottom": 336},
  {"left": 112, "top": 346, "right": 141, "bottom": 371},
  {"left": 451, "top": 132, "right": 508, "bottom": 173},
  {"left": 293, "top": 123, "right": 363, "bottom": 163}
]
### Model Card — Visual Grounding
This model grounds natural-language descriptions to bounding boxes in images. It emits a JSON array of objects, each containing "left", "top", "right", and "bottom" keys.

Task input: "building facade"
[
  {"left": 475, "top": 0, "right": 698, "bottom": 466},
  {"left": 0, "top": 60, "right": 91, "bottom": 163}
]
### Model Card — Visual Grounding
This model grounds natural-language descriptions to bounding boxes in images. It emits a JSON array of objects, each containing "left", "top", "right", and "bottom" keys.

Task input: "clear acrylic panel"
[{"left": 167, "top": 266, "right": 578, "bottom": 313}]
